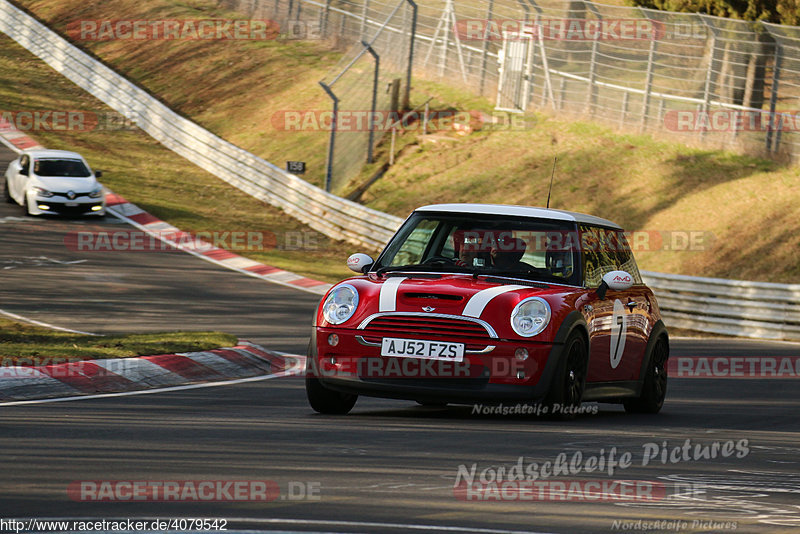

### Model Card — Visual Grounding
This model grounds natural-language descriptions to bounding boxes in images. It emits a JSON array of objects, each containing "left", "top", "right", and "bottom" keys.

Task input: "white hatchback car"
[{"left": 4, "top": 149, "right": 106, "bottom": 216}]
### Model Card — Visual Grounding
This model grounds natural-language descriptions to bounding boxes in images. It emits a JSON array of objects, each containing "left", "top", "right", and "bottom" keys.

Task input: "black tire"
[
  {"left": 624, "top": 337, "right": 668, "bottom": 414},
  {"left": 22, "top": 193, "right": 34, "bottom": 216},
  {"left": 3, "top": 179, "right": 13, "bottom": 204},
  {"left": 306, "top": 376, "right": 357, "bottom": 415},
  {"left": 305, "top": 339, "right": 357, "bottom": 414},
  {"left": 542, "top": 331, "right": 588, "bottom": 420}
]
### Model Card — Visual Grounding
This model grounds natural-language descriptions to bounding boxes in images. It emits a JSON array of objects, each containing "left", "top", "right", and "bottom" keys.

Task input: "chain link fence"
[{"left": 221, "top": 0, "right": 800, "bottom": 185}]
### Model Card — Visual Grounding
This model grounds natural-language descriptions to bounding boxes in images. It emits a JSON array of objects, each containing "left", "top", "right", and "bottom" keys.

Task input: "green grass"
[{"left": 0, "top": 317, "right": 237, "bottom": 364}]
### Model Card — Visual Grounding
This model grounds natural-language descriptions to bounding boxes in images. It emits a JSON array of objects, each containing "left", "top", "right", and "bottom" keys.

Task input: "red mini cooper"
[{"left": 306, "top": 204, "right": 668, "bottom": 417}]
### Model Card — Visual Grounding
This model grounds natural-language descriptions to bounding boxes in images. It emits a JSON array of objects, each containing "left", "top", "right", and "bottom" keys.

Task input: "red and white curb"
[
  {"left": 0, "top": 341, "right": 300, "bottom": 403},
  {"left": 0, "top": 124, "right": 333, "bottom": 296},
  {"left": 0, "top": 118, "right": 45, "bottom": 151},
  {"left": 104, "top": 193, "right": 332, "bottom": 295}
]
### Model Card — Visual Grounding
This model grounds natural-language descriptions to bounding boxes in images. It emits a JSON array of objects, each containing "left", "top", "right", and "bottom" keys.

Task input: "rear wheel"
[
  {"left": 542, "top": 331, "right": 588, "bottom": 420},
  {"left": 624, "top": 338, "right": 668, "bottom": 414}
]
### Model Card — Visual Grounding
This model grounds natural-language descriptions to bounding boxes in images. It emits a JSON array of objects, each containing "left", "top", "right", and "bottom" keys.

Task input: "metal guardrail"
[
  {"left": 0, "top": 0, "right": 403, "bottom": 251},
  {"left": 642, "top": 271, "right": 800, "bottom": 341},
  {"left": 2, "top": 1, "right": 799, "bottom": 341}
]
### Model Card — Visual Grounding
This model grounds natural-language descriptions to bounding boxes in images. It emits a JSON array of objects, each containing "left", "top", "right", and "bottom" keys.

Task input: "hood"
[
  {"left": 33, "top": 175, "right": 98, "bottom": 193},
  {"left": 320, "top": 273, "right": 578, "bottom": 339}
]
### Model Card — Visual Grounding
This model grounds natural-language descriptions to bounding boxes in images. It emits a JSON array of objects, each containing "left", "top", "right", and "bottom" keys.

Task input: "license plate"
[
  {"left": 65, "top": 202, "right": 78, "bottom": 207},
  {"left": 380, "top": 337, "right": 464, "bottom": 362}
]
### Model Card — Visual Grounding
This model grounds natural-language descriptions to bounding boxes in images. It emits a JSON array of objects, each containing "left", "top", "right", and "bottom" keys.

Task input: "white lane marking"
[
  {"left": 0, "top": 308, "right": 99, "bottom": 336},
  {"left": 379, "top": 276, "right": 406, "bottom": 312},
  {"left": 462, "top": 285, "right": 526, "bottom": 318},
  {"left": 106, "top": 205, "right": 331, "bottom": 296},
  {"left": 0, "top": 355, "right": 303, "bottom": 407}
]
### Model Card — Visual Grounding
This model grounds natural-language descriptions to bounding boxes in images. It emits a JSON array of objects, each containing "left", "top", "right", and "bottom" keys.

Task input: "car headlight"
[
  {"left": 510, "top": 297, "right": 551, "bottom": 337},
  {"left": 89, "top": 186, "right": 103, "bottom": 199},
  {"left": 322, "top": 284, "right": 359, "bottom": 325},
  {"left": 32, "top": 186, "right": 53, "bottom": 198}
]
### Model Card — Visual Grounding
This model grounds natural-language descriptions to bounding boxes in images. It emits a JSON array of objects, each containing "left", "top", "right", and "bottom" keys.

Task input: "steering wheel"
[{"left": 422, "top": 255, "right": 457, "bottom": 265}]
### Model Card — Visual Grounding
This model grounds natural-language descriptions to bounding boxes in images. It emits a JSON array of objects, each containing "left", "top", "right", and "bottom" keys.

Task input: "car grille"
[
  {"left": 50, "top": 191, "right": 91, "bottom": 199},
  {"left": 359, "top": 314, "right": 495, "bottom": 341}
]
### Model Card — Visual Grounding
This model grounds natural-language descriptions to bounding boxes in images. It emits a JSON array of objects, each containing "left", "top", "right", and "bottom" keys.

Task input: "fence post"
[
  {"left": 364, "top": 41, "right": 380, "bottom": 164},
  {"left": 619, "top": 91, "right": 628, "bottom": 128},
  {"left": 320, "top": 0, "right": 332, "bottom": 37},
  {"left": 638, "top": 9, "right": 657, "bottom": 133},
  {"left": 479, "top": 0, "right": 495, "bottom": 96},
  {"left": 360, "top": 0, "right": 371, "bottom": 40},
  {"left": 404, "top": 0, "right": 417, "bottom": 110},
  {"left": 319, "top": 81, "right": 338, "bottom": 192},
  {"left": 765, "top": 41, "right": 782, "bottom": 153},
  {"left": 698, "top": 18, "right": 718, "bottom": 142}
]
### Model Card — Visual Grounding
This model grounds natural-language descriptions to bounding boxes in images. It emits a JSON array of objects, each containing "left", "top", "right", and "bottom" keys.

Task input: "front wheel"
[
  {"left": 624, "top": 338, "right": 668, "bottom": 414},
  {"left": 306, "top": 377, "right": 358, "bottom": 415},
  {"left": 541, "top": 331, "right": 588, "bottom": 420},
  {"left": 3, "top": 179, "right": 13, "bottom": 204}
]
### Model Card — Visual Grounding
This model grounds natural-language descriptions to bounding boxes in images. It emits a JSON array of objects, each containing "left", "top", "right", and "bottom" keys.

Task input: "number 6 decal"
[{"left": 610, "top": 299, "right": 627, "bottom": 369}]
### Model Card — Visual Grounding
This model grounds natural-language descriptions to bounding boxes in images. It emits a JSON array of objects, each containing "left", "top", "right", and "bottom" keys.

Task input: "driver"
[{"left": 453, "top": 230, "right": 487, "bottom": 268}]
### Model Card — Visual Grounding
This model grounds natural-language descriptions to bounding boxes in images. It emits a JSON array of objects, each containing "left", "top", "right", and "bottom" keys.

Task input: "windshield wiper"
[{"left": 472, "top": 269, "right": 556, "bottom": 287}]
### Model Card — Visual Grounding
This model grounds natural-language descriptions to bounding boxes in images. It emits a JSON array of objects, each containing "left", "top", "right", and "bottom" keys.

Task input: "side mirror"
[
  {"left": 347, "top": 253, "right": 374, "bottom": 274},
  {"left": 596, "top": 270, "right": 633, "bottom": 300},
  {"left": 94, "top": 170, "right": 103, "bottom": 178}
]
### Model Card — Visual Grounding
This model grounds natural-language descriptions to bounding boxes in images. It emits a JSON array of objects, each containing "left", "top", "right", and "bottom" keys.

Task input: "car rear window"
[{"left": 34, "top": 159, "right": 91, "bottom": 177}]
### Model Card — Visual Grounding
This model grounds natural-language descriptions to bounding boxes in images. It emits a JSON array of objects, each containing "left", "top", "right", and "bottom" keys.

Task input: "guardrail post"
[{"left": 319, "top": 81, "right": 338, "bottom": 192}]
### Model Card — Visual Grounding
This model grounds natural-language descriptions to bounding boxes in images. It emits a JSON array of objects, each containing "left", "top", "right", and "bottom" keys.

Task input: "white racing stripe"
[
  {"left": 379, "top": 276, "right": 407, "bottom": 312},
  {"left": 462, "top": 285, "right": 527, "bottom": 318}
]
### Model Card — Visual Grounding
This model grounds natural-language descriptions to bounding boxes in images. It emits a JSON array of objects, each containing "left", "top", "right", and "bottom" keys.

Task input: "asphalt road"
[{"left": 2, "top": 146, "right": 800, "bottom": 533}]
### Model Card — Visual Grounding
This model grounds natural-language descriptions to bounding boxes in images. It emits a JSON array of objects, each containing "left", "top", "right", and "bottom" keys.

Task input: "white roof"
[
  {"left": 415, "top": 203, "right": 622, "bottom": 230},
  {"left": 22, "top": 149, "right": 85, "bottom": 160}
]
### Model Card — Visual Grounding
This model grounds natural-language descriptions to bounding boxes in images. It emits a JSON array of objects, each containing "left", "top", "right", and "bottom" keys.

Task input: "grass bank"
[{"left": 9, "top": 0, "right": 800, "bottom": 283}]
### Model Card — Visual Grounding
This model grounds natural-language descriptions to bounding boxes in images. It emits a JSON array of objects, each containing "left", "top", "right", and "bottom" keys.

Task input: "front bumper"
[
  {"left": 30, "top": 197, "right": 105, "bottom": 216},
  {"left": 310, "top": 327, "right": 564, "bottom": 405}
]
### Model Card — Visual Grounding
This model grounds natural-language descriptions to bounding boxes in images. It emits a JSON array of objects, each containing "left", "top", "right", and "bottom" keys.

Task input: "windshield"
[
  {"left": 33, "top": 158, "right": 91, "bottom": 177},
  {"left": 374, "top": 212, "right": 582, "bottom": 285}
]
